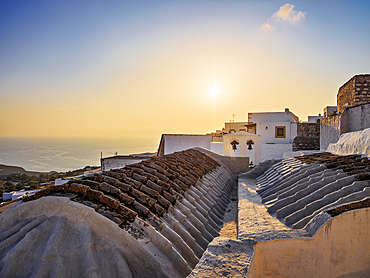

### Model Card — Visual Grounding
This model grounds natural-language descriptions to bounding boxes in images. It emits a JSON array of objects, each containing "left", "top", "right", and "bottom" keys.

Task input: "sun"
[{"left": 210, "top": 83, "right": 219, "bottom": 99}]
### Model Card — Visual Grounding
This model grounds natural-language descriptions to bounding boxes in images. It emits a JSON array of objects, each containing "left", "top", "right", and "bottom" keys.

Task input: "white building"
[
  {"left": 307, "top": 114, "right": 323, "bottom": 123},
  {"left": 323, "top": 106, "right": 337, "bottom": 118},
  {"left": 222, "top": 132, "right": 262, "bottom": 165},
  {"left": 3, "top": 189, "right": 40, "bottom": 201},
  {"left": 157, "top": 108, "right": 299, "bottom": 164},
  {"left": 157, "top": 134, "right": 212, "bottom": 156},
  {"left": 246, "top": 108, "right": 299, "bottom": 161}
]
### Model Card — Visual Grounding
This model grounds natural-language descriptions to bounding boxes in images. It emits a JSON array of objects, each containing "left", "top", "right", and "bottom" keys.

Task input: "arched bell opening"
[
  {"left": 246, "top": 139, "right": 255, "bottom": 166},
  {"left": 230, "top": 139, "right": 240, "bottom": 157}
]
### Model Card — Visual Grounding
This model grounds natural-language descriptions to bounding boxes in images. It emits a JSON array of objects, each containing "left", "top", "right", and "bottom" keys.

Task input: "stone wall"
[
  {"left": 292, "top": 123, "right": 320, "bottom": 151},
  {"left": 337, "top": 74, "right": 370, "bottom": 114},
  {"left": 320, "top": 102, "right": 370, "bottom": 150},
  {"left": 296, "top": 123, "right": 320, "bottom": 138},
  {"left": 292, "top": 137, "right": 320, "bottom": 151},
  {"left": 337, "top": 76, "right": 356, "bottom": 114}
]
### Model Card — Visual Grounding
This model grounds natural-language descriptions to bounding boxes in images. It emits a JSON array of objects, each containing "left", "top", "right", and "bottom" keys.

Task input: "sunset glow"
[{"left": 0, "top": 1, "right": 369, "bottom": 138}]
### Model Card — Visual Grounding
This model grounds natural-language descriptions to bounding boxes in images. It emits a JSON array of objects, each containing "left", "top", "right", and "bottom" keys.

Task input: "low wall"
[
  {"left": 247, "top": 208, "right": 370, "bottom": 278},
  {"left": 261, "top": 144, "right": 292, "bottom": 161},
  {"left": 292, "top": 137, "right": 320, "bottom": 151}
]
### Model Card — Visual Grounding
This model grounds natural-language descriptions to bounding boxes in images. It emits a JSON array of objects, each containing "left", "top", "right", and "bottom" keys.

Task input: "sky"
[{"left": 1, "top": 0, "right": 369, "bottom": 139}]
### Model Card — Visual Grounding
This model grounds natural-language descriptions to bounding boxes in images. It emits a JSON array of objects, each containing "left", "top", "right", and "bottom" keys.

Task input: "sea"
[{"left": 0, "top": 137, "right": 159, "bottom": 173}]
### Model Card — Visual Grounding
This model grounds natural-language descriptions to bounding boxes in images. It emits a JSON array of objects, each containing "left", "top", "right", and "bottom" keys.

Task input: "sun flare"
[{"left": 210, "top": 83, "right": 219, "bottom": 99}]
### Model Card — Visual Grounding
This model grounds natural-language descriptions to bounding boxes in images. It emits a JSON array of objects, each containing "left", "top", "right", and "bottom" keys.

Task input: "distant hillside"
[{"left": 0, "top": 164, "right": 45, "bottom": 176}]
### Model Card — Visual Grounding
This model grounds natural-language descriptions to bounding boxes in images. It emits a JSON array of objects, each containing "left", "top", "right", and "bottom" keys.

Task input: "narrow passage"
[{"left": 218, "top": 183, "right": 238, "bottom": 240}]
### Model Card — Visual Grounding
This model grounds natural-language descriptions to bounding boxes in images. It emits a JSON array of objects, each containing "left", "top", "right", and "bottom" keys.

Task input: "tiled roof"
[
  {"left": 21, "top": 149, "right": 236, "bottom": 276},
  {"left": 23, "top": 149, "right": 221, "bottom": 223},
  {"left": 257, "top": 152, "right": 370, "bottom": 229}
]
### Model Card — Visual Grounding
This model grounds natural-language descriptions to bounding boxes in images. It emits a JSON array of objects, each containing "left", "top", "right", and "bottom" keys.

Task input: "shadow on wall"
[{"left": 320, "top": 115, "right": 342, "bottom": 151}]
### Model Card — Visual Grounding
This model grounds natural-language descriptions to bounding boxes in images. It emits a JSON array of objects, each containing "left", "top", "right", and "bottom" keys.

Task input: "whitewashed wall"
[
  {"left": 255, "top": 122, "right": 297, "bottom": 144},
  {"left": 164, "top": 135, "right": 212, "bottom": 155},
  {"left": 327, "top": 127, "right": 370, "bottom": 157},
  {"left": 261, "top": 144, "right": 293, "bottom": 161},
  {"left": 210, "top": 142, "right": 223, "bottom": 155}
]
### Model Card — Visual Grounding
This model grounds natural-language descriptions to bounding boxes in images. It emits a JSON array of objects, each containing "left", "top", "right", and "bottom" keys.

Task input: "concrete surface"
[
  {"left": 247, "top": 208, "right": 370, "bottom": 278},
  {"left": 0, "top": 197, "right": 180, "bottom": 278},
  {"left": 238, "top": 177, "right": 289, "bottom": 241},
  {"left": 187, "top": 237, "right": 253, "bottom": 278}
]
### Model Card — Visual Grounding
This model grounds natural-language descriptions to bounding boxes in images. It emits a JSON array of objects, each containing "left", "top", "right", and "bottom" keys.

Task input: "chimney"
[{"left": 285, "top": 108, "right": 289, "bottom": 113}]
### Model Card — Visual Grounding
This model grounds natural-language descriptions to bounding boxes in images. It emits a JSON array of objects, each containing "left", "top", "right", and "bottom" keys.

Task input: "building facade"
[{"left": 157, "top": 108, "right": 299, "bottom": 164}]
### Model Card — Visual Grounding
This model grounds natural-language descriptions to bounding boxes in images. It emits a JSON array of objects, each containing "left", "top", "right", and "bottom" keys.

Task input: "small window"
[{"left": 275, "top": 126, "right": 286, "bottom": 138}]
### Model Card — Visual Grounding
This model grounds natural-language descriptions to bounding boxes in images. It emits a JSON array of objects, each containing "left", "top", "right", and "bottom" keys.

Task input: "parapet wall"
[{"left": 247, "top": 208, "right": 370, "bottom": 278}]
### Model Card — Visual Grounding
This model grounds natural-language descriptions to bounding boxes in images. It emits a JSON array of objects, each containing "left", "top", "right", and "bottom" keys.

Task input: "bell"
[
  {"left": 230, "top": 140, "right": 239, "bottom": 151},
  {"left": 247, "top": 139, "right": 254, "bottom": 150}
]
